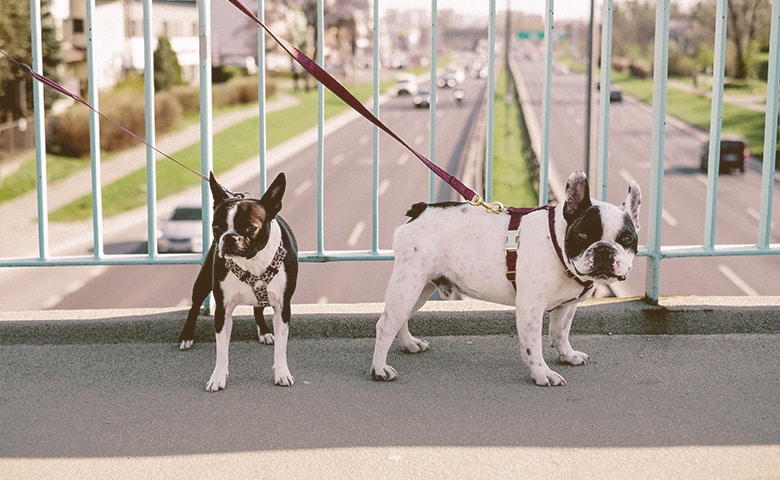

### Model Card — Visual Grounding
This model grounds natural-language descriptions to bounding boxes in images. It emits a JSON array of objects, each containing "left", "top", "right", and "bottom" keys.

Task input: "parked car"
[
  {"left": 394, "top": 75, "right": 418, "bottom": 96},
  {"left": 158, "top": 205, "right": 204, "bottom": 253},
  {"left": 699, "top": 135, "right": 749, "bottom": 174},
  {"left": 609, "top": 87, "right": 623, "bottom": 102},
  {"left": 413, "top": 90, "right": 433, "bottom": 108}
]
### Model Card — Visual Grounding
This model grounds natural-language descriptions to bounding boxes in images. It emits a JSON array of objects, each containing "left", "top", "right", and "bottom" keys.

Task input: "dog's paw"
[
  {"left": 531, "top": 366, "right": 567, "bottom": 387},
  {"left": 401, "top": 338, "right": 430, "bottom": 354},
  {"left": 206, "top": 370, "right": 228, "bottom": 392},
  {"left": 559, "top": 350, "right": 589, "bottom": 366},
  {"left": 371, "top": 365, "right": 398, "bottom": 382},
  {"left": 179, "top": 339, "right": 194, "bottom": 350},
  {"left": 274, "top": 369, "right": 295, "bottom": 387},
  {"left": 258, "top": 332, "right": 275, "bottom": 345}
]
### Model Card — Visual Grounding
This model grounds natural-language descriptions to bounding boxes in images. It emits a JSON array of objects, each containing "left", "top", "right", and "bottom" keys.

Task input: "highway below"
[
  {"left": 23, "top": 75, "right": 487, "bottom": 309},
  {"left": 513, "top": 43, "right": 780, "bottom": 297}
]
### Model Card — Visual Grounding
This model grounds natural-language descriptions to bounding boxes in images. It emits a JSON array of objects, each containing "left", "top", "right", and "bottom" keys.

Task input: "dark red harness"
[{"left": 504, "top": 206, "right": 594, "bottom": 302}]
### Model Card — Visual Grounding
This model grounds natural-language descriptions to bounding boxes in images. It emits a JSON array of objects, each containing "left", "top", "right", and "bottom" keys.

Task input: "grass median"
[{"left": 48, "top": 81, "right": 389, "bottom": 221}]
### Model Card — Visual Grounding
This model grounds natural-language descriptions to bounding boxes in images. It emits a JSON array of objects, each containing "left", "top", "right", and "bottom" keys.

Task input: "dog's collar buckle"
[{"left": 504, "top": 229, "right": 520, "bottom": 252}]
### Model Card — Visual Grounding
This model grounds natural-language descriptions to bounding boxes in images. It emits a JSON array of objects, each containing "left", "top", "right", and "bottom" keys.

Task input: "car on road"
[
  {"left": 157, "top": 205, "right": 204, "bottom": 253},
  {"left": 394, "top": 75, "right": 418, "bottom": 96},
  {"left": 699, "top": 135, "right": 749, "bottom": 174},
  {"left": 413, "top": 90, "right": 433, "bottom": 108}
]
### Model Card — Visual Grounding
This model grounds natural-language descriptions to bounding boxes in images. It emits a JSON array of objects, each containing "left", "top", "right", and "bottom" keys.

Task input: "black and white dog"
[
  {"left": 178, "top": 190, "right": 273, "bottom": 352},
  {"left": 371, "top": 170, "right": 641, "bottom": 386},
  {"left": 203, "top": 172, "right": 298, "bottom": 391}
]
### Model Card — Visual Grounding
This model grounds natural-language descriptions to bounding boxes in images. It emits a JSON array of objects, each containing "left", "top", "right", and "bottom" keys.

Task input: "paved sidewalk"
[{"left": 0, "top": 315, "right": 778, "bottom": 479}]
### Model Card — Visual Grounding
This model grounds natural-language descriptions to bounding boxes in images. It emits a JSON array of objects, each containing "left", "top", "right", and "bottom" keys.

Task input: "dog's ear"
[
  {"left": 563, "top": 170, "right": 592, "bottom": 222},
  {"left": 209, "top": 171, "right": 232, "bottom": 208},
  {"left": 621, "top": 180, "right": 642, "bottom": 232},
  {"left": 259, "top": 172, "right": 286, "bottom": 218}
]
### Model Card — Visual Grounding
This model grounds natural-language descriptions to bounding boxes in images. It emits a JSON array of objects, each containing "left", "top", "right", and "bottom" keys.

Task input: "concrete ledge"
[{"left": 1, "top": 296, "right": 778, "bottom": 345}]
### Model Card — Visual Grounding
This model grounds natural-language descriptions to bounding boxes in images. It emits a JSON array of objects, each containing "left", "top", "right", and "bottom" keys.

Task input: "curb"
[{"left": 1, "top": 297, "right": 778, "bottom": 345}]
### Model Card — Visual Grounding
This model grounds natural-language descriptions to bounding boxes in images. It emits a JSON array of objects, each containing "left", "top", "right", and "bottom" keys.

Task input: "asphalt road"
[
  {"left": 513, "top": 43, "right": 780, "bottom": 297},
  {"left": 34, "top": 76, "right": 486, "bottom": 309}
]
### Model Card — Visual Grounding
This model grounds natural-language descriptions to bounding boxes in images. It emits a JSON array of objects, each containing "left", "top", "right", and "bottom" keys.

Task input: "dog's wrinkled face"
[
  {"left": 209, "top": 172, "right": 286, "bottom": 259},
  {"left": 562, "top": 171, "right": 641, "bottom": 284}
]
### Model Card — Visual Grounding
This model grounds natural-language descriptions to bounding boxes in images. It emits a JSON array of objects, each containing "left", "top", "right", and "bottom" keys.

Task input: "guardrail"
[{"left": 1, "top": 0, "right": 779, "bottom": 304}]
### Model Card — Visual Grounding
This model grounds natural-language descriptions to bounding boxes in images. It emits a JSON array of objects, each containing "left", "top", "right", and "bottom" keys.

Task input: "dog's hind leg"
[
  {"left": 371, "top": 275, "right": 433, "bottom": 381},
  {"left": 179, "top": 245, "right": 216, "bottom": 350},
  {"left": 254, "top": 307, "right": 274, "bottom": 344}
]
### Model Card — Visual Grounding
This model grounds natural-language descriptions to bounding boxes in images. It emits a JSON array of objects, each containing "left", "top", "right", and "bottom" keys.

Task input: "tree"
[
  {"left": 0, "top": 0, "right": 61, "bottom": 120},
  {"left": 153, "top": 36, "right": 182, "bottom": 91}
]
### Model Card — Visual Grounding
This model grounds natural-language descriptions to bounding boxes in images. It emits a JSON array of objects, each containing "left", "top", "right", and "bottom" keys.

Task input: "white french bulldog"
[{"left": 371, "top": 170, "right": 641, "bottom": 386}]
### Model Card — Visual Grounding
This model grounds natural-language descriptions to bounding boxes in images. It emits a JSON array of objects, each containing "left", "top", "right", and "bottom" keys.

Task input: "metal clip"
[
  {"left": 505, "top": 229, "right": 520, "bottom": 251},
  {"left": 468, "top": 194, "right": 507, "bottom": 214}
]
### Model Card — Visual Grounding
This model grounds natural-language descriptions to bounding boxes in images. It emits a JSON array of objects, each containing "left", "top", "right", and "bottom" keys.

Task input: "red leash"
[
  {"left": 224, "top": 0, "right": 482, "bottom": 205},
  {"left": 0, "top": 48, "right": 207, "bottom": 181}
]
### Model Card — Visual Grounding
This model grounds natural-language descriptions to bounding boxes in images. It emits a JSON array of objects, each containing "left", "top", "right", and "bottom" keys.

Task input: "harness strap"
[
  {"left": 224, "top": 241, "right": 287, "bottom": 307},
  {"left": 504, "top": 206, "right": 594, "bottom": 301}
]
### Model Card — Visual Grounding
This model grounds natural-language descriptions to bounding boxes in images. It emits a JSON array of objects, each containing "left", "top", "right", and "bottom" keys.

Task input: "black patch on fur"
[
  {"left": 405, "top": 201, "right": 466, "bottom": 223},
  {"left": 617, "top": 214, "right": 639, "bottom": 253},
  {"left": 564, "top": 206, "right": 604, "bottom": 259}
]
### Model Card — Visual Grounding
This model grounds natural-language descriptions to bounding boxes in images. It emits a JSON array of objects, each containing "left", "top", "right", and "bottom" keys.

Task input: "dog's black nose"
[{"left": 592, "top": 243, "right": 615, "bottom": 264}]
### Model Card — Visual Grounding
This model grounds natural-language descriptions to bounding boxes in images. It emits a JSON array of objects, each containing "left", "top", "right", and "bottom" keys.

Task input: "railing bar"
[
  {"left": 258, "top": 0, "right": 268, "bottom": 193},
  {"left": 29, "top": 0, "right": 49, "bottom": 260},
  {"left": 644, "top": 0, "right": 671, "bottom": 302},
  {"left": 484, "top": 0, "right": 496, "bottom": 202},
  {"left": 428, "top": 0, "right": 438, "bottom": 203},
  {"left": 86, "top": 0, "right": 104, "bottom": 260},
  {"left": 538, "top": 0, "right": 554, "bottom": 205},
  {"left": 758, "top": 0, "right": 780, "bottom": 248},
  {"left": 198, "top": 0, "right": 214, "bottom": 252},
  {"left": 704, "top": 0, "right": 728, "bottom": 249},
  {"left": 371, "top": 0, "right": 381, "bottom": 255},
  {"left": 142, "top": 0, "right": 158, "bottom": 260},
  {"left": 595, "top": 0, "right": 613, "bottom": 202},
  {"left": 316, "top": 0, "right": 325, "bottom": 256}
]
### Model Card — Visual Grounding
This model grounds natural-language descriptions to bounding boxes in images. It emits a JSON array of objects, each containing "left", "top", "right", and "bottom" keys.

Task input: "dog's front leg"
[
  {"left": 206, "top": 305, "right": 233, "bottom": 392},
  {"left": 549, "top": 304, "right": 589, "bottom": 365},
  {"left": 516, "top": 304, "right": 566, "bottom": 386},
  {"left": 271, "top": 307, "right": 294, "bottom": 386}
]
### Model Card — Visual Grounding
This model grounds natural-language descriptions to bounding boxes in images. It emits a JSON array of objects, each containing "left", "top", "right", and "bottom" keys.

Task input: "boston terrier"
[
  {"left": 178, "top": 189, "right": 273, "bottom": 351},
  {"left": 371, "top": 170, "right": 641, "bottom": 386},
  {"left": 204, "top": 172, "right": 298, "bottom": 391}
]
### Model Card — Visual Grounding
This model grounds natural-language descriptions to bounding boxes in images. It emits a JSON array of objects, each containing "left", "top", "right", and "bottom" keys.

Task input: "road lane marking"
[
  {"left": 347, "top": 221, "right": 366, "bottom": 247},
  {"left": 317, "top": 296, "right": 329, "bottom": 304},
  {"left": 662, "top": 208, "right": 678, "bottom": 227},
  {"left": 618, "top": 168, "right": 633, "bottom": 185},
  {"left": 294, "top": 179, "right": 312, "bottom": 197},
  {"left": 397, "top": 152, "right": 410, "bottom": 166},
  {"left": 414, "top": 134, "right": 426, "bottom": 146},
  {"left": 331, "top": 153, "right": 346, "bottom": 166},
  {"left": 718, "top": 264, "right": 759, "bottom": 296},
  {"left": 378, "top": 179, "right": 391, "bottom": 196},
  {"left": 358, "top": 134, "right": 370, "bottom": 146},
  {"left": 747, "top": 207, "right": 775, "bottom": 228}
]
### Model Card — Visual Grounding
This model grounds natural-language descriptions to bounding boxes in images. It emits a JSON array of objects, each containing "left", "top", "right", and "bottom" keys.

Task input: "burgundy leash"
[
  {"left": 0, "top": 48, "right": 207, "bottom": 181},
  {"left": 224, "top": 0, "right": 482, "bottom": 205}
]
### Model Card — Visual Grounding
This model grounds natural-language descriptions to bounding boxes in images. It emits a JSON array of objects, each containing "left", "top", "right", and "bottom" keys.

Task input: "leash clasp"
[{"left": 468, "top": 194, "right": 506, "bottom": 214}]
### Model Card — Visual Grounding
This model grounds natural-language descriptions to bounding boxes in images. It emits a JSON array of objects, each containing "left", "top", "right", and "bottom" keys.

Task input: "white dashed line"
[
  {"left": 414, "top": 134, "right": 426, "bottom": 146},
  {"left": 347, "top": 221, "right": 366, "bottom": 247},
  {"left": 294, "top": 179, "right": 312, "bottom": 197},
  {"left": 747, "top": 207, "right": 775, "bottom": 228},
  {"left": 378, "top": 179, "right": 391, "bottom": 196},
  {"left": 718, "top": 264, "right": 759, "bottom": 296},
  {"left": 331, "top": 153, "right": 346, "bottom": 166},
  {"left": 662, "top": 208, "right": 678, "bottom": 227},
  {"left": 397, "top": 152, "right": 410, "bottom": 166},
  {"left": 358, "top": 134, "right": 370, "bottom": 146}
]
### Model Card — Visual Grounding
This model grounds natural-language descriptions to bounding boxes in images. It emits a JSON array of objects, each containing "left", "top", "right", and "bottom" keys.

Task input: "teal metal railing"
[{"left": 2, "top": 0, "right": 779, "bottom": 303}]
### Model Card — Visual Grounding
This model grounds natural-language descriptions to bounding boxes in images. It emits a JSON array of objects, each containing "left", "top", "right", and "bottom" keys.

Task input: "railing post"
[
  {"left": 86, "top": 0, "right": 105, "bottom": 259},
  {"left": 538, "top": 0, "right": 554, "bottom": 205},
  {"left": 29, "top": 0, "right": 49, "bottom": 260},
  {"left": 758, "top": 0, "right": 780, "bottom": 249},
  {"left": 644, "top": 0, "right": 671, "bottom": 303},
  {"left": 143, "top": 0, "right": 158, "bottom": 259},
  {"left": 595, "top": 0, "right": 613, "bottom": 202}
]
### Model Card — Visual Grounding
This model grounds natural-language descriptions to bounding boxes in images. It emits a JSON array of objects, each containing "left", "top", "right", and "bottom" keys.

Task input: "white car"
[{"left": 158, "top": 205, "right": 204, "bottom": 253}]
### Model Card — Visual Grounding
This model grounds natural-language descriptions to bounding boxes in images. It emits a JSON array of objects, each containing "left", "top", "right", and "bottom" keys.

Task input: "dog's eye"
[
  {"left": 618, "top": 233, "right": 635, "bottom": 246},
  {"left": 245, "top": 225, "right": 258, "bottom": 235}
]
